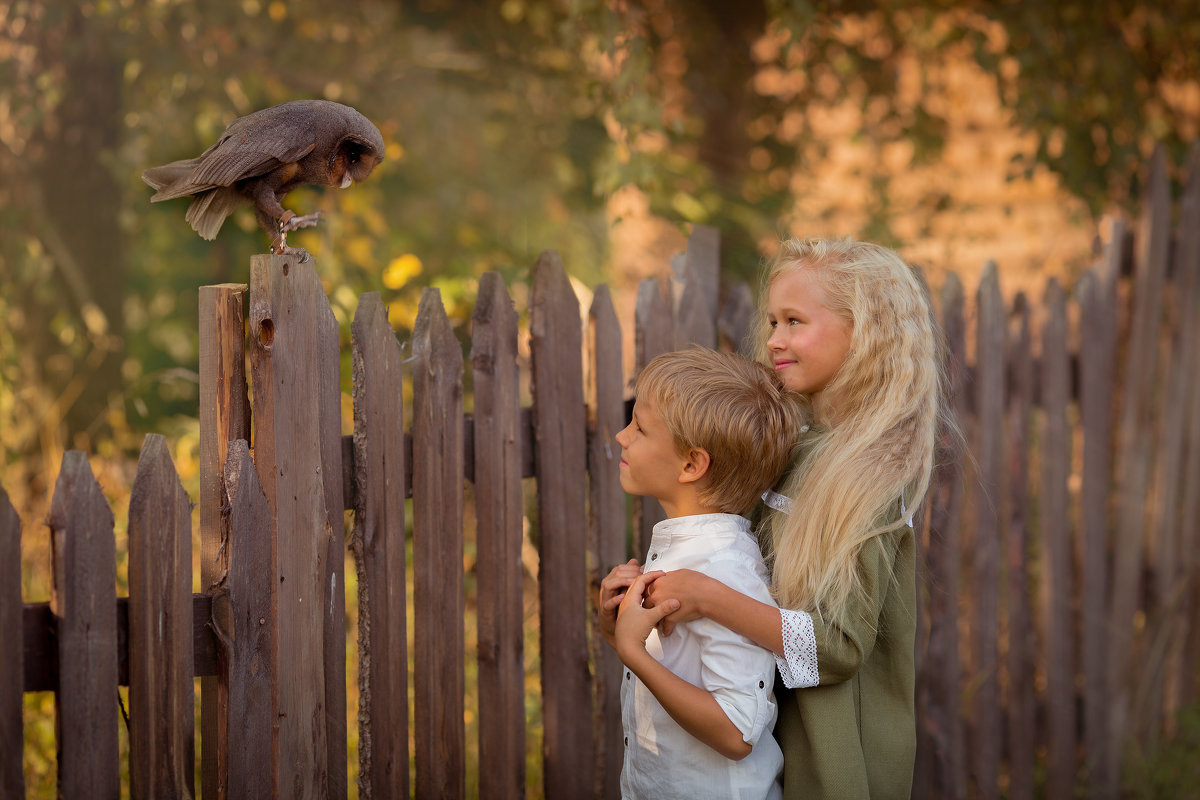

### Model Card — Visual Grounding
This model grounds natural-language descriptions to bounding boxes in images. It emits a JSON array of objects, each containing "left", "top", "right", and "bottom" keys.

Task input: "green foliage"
[
  {"left": 1122, "top": 704, "right": 1200, "bottom": 799},
  {"left": 3, "top": 0, "right": 1196, "bottom": 452},
  {"left": 967, "top": 0, "right": 1200, "bottom": 216}
]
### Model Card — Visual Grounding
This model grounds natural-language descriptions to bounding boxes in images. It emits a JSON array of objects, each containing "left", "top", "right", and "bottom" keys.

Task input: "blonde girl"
[{"left": 642, "top": 237, "right": 945, "bottom": 800}]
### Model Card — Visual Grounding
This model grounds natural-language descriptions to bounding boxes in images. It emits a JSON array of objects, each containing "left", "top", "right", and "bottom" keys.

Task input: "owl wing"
[{"left": 146, "top": 104, "right": 319, "bottom": 200}]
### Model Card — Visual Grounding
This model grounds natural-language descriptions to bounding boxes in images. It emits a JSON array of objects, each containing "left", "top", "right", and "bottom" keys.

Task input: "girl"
[{"left": 618, "top": 237, "right": 945, "bottom": 800}]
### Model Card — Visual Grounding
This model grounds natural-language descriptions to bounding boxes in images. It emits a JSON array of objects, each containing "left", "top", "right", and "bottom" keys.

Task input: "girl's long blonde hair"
[{"left": 753, "top": 237, "right": 945, "bottom": 629}]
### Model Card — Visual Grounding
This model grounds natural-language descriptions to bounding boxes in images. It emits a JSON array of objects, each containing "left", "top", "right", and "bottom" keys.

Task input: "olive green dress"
[{"left": 754, "top": 446, "right": 916, "bottom": 800}]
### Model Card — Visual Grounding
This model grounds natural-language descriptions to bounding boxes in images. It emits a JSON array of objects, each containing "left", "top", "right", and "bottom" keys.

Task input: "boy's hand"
[
  {"left": 598, "top": 559, "right": 642, "bottom": 648},
  {"left": 614, "top": 571, "right": 679, "bottom": 663}
]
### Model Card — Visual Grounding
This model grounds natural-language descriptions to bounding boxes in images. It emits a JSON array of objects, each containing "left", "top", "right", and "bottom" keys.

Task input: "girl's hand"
[
  {"left": 598, "top": 558, "right": 642, "bottom": 647},
  {"left": 614, "top": 571, "right": 679, "bottom": 662},
  {"left": 643, "top": 568, "right": 718, "bottom": 636}
]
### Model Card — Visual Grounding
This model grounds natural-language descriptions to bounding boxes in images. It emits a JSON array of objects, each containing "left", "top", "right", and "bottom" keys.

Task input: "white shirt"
[{"left": 620, "top": 514, "right": 784, "bottom": 800}]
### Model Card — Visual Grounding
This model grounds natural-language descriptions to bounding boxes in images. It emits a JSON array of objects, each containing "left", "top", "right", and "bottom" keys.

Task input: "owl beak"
[{"left": 340, "top": 172, "right": 354, "bottom": 189}]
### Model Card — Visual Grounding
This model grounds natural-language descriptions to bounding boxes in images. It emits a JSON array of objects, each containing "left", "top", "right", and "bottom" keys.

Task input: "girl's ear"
[{"left": 678, "top": 447, "right": 712, "bottom": 485}]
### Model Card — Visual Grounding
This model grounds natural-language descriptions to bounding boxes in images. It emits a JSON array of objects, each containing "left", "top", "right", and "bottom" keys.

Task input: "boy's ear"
[{"left": 678, "top": 447, "right": 712, "bottom": 485}]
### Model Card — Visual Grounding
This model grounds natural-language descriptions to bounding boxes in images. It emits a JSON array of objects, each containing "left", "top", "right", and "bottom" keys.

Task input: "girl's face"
[{"left": 765, "top": 266, "right": 853, "bottom": 410}]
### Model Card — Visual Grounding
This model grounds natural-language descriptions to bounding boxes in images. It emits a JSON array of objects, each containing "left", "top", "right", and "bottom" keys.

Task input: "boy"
[{"left": 598, "top": 347, "right": 803, "bottom": 800}]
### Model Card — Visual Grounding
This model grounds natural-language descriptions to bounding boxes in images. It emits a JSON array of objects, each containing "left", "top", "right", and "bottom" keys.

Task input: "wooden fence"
[{"left": 3, "top": 144, "right": 1200, "bottom": 798}]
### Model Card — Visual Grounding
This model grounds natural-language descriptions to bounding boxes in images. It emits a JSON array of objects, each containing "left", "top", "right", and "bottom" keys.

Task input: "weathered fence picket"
[
  {"left": 1040, "top": 278, "right": 1075, "bottom": 799},
  {"left": 49, "top": 452, "right": 119, "bottom": 799},
  {"left": 633, "top": 278, "right": 671, "bottom": 557},
  {"left": 530, "top": 252, "right": 595, "bottom": 799},
  {"left": 914, "top": 271, "right": 967, "bottom": 800},
  {"left": 350, "top": 291, "right": 410, "bottom": 800},
  {"left": 1109, "top": 148, "right": 1171, "bottom": 786},
  {"left": 412, "top": 287, "right": 467, "bottom": 800},
  {"left": 1159, "top": 144, "right": 1200, "bottom": 733},
  {"left": 1004, "top": 291, "right": 1034, "bottom": 800},
  {"left": 0, "top": 489, "right": 21, "bottom": 799},
  {"left": 1176, "top": 147, "right": 1200, "bottom": 717},
  {"left": 1078, "top": 221, "right": 1120, "bottom": 800},
  {"left": 217, "top": 438, "right": 274, "bottom": 797},
  {"left": 971, "top": 263, "right": 1004, "bottom": 800},
  {"left": 471, "top": 272, "right": 525, "bottom": 800},
  {"left": 127, "top": 433, "right": 194, "bottom": 799},
  {"left": 587, "top": 283, "right": 628, "bottom": 800}
]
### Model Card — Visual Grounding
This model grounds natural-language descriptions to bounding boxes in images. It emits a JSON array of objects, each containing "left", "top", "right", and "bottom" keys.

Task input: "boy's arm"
[
  {"left": 615, "top": 573, "right": 753, "bottom": 761},
  {"left": 598, "top": 558, "right": 642, "bottom": 648}
]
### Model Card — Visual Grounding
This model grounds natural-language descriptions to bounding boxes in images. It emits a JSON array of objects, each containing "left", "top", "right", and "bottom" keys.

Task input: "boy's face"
[{"left": 614, "top": 394, "right": 688, "bottom": 505}]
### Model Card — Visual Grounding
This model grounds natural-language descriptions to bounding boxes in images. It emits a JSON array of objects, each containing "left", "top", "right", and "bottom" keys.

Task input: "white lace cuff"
[{"left": 776, "top": 608, "right": 819, "bottom": 689}]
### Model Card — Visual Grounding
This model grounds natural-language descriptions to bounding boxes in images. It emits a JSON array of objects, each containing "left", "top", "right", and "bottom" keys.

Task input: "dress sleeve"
[
  {"left": 802, "top": 529, "right": 906, "bottom": 685},
  {"left": 776, "top": 608, "right": 819, "bottom": 688}
]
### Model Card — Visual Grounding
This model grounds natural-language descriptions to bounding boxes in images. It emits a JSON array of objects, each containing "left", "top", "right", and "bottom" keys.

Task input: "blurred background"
[{"left": 2, "top": 0, "right": 1198, "bottom": 795}]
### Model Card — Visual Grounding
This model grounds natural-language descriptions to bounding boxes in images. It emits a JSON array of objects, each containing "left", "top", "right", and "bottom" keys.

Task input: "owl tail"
[
  {"left": 141, "top": 158, "right": 204, "bottom": 200},
  {"left": 184, "top": 187, "right": 245, "bottom": 241}
]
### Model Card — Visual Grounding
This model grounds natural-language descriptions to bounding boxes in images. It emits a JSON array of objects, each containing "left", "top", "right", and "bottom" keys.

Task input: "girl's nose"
[{"left": 767, "top": 327, "right": 784, "bottom": 350}]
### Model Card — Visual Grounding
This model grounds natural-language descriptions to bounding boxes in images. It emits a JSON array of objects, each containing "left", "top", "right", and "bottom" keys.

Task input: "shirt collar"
[{"left": 649, "top": 513, "right": 751, "bottom": 550}]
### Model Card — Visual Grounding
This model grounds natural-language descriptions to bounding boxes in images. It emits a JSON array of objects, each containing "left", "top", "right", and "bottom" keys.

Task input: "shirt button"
[
  {"left": 650, "top": 553, "right": 658, "bottom": 560},
  {"left": 624, "top": 736, "right": 629, "bottom": 746},
  {"left": 626, "top": 671, "right": 631, "bottom": 680},
  {"left": 759, "top": 680, "right": 765, "bottom": 689}
]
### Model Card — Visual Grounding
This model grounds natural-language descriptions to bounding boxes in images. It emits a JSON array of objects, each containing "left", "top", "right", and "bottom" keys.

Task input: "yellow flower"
[{"left": 383, "top": 253, "right": 423, "bottom": 289}]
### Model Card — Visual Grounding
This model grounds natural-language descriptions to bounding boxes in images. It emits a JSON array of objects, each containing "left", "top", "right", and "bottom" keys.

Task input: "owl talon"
[{"left": 280, "top": 211, "right": 322, "bottom": 233}]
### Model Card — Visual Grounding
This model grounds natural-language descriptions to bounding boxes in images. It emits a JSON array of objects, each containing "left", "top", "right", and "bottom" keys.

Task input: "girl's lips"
[{"left": 774, "top": 360, "right": 796, "bottom": 370}]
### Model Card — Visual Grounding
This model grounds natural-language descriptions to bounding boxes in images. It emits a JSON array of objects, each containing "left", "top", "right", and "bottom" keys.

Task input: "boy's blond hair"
[{"left": 634, "top": 347, "right": 804, "bottom": 515}]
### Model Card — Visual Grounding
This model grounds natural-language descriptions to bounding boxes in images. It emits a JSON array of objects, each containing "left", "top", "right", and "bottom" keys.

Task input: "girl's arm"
[
  {"left": 615, "top": 574, "right": 752, "bottom": 761},
  {"left": 646, "top": 530, "right": 908, "bottom": 685},
  {"left": 644, "top": 569, "right": 784, "bottom": 656}
]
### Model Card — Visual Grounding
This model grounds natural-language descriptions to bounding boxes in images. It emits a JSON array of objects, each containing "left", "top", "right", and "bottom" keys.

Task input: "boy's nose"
[{"left": 614, "top": 424, "right": 631, "bottom": 448}]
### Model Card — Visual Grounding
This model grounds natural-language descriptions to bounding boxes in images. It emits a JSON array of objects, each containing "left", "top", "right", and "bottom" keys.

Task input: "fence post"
[
  {"left": 198, "top": 282, "right": 251, "bottom": 800},
  {"left": 0, "top": 489, "right": 22, "bottom": 799},
  {"left": 350, "top": 292, "right": 410, "bottom": 800},
  {"left": 412, "top": 288, "right": 466, "bottom": 800},
  {"left": 48, "top": 452, "right": 119, "bottom": 799},
  {"left": 530, "top": 251, "right": 596, "bottom": 798},
  {"left": 249, "top": 254, "right": 343, "bottom": 799},
  {"left": 128, "top": 434, "right": 194, "bottom": 799},
  {"left": 471, "top": 273, "right": 526, "bottom": 800},
  {"left": 587, "top": 284, "right": 627, "bottom": 800}
]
